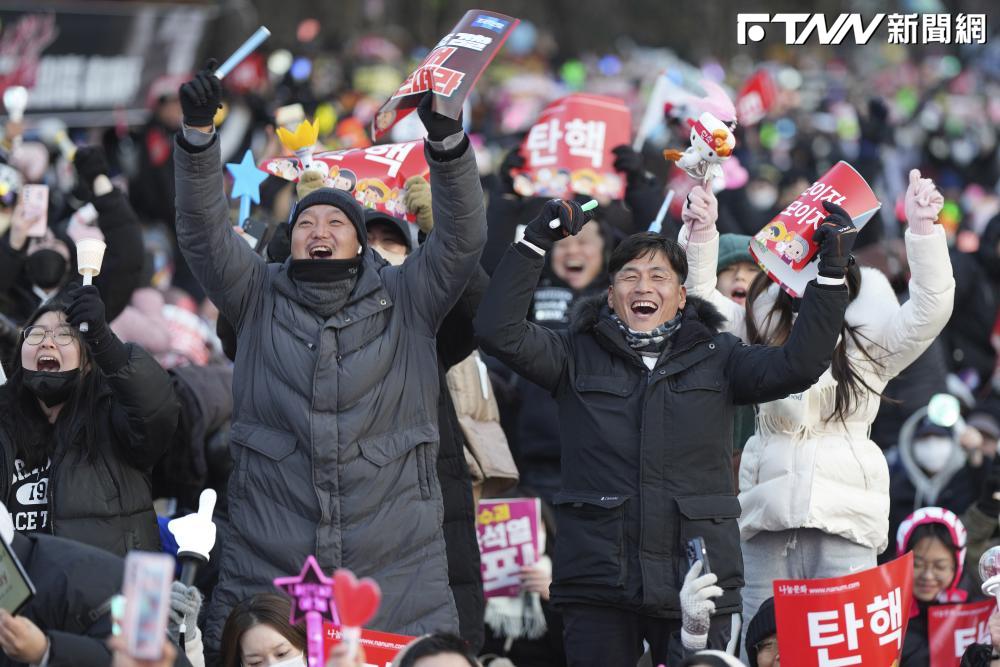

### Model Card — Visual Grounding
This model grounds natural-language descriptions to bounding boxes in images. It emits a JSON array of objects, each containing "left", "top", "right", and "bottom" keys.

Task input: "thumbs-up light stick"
[
  {"left": 75, "top": 238, "right": 107, "bottom": 332},
  {"left": 215, "top": 27, "right": 271, "bottom": 79},
  {"left": 548, "top": 199, "right": 598, "bottom": 229},
  {"left": 3, "top": 86, "right": 28, "bottom": 122},
  {"left": 167, "top": 489, "right": 218, "bottom": 651}
]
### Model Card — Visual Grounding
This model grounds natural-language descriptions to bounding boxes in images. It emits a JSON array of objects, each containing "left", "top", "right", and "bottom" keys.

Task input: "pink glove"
[
  {"left": 681, "top": 185, "right": 718, "bottom": 243},
  {"left": 904, "top": 168, "right": 944, "bottom": 236}
]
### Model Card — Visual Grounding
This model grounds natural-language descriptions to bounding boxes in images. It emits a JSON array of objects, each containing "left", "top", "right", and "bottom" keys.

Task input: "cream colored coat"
[{"left": 683, "top": 228, "right": 955, "bottom": 552}]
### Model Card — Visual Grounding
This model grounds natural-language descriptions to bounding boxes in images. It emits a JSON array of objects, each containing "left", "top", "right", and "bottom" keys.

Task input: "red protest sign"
[
  {"left": 750, "top": 160, "right": 881, "bottom": 297},
  {"left": 512, "top": 94, "right": 631, "bottom": 202},
  {"left": 737, "top": 70, "right": 777, "bottom": 126},
  {"left": 774, "top": 553, "right": 913, "bottom": 666},
  {"left": 324, "top": 624, "right": 414, "bottom": 667},
  {"left": 477, "top": 498, "right": 543, "bottom": 598},
  {"left": 260, "top": 140, "right": 428, "bottom": 224},
  {"left": 929, "top": 599, "right": 996, "bottom": 667},
  {"left": 372, "top": 10, "right": 519, "bottom": 140}
]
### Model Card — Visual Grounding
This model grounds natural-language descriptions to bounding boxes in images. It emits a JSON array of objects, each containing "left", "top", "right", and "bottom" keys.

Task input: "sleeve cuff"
[
  {"left": 681, "top": 627, "right": 708, "bottom": 650},
  {"left": 518, "top": 239, "right": 546, "bottom": 256},
  {"left": 816, "top": 274, "right": 846, "bottom": 286}
]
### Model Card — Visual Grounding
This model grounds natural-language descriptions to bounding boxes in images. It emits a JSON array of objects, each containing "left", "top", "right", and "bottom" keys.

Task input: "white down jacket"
[{"left": 683, "top": 227, "right": 955, "bottom": 552}]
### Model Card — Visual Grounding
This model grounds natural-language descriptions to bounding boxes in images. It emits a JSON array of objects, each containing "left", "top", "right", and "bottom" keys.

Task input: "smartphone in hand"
[
  {"left": 686, "top": 536, "right": 712, "bottom": 576},
  {"left": 20, "top": 185, "right": 48, "bottom": 238},
  {"left": 121, "top": 551, "right": 174, "bottom": 660}
]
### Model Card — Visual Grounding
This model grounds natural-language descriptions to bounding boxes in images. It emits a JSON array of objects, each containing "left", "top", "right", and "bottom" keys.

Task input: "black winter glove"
[
  {"left": 65, "top": 285, "right": 129, "bottom": 373},
  {"left": 978, "top": 457, "right": 1000, "bottom": 518},
  {"left": 813, "top": 201, "right": 858, "bottom": 279},
  {"left": 179, "top": 59, "right": 223, "bottom": 128},
  {"left": 522, "top": 199, "right": 595, "bottom": 253},
  {"left": 612, "top": 144, "right": 645, "bottom": 186},
  {"left": 498, "top": 148, "right": 526, "bottom": 194},
  {"left": 73, "top": 146, "right": 109, "bottom": 189},
  {"left": 417, "top": 93, "right": 464, "bottom": 142}
]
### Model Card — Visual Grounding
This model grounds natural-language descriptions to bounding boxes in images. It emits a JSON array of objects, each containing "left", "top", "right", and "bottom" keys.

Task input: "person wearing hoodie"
[
  {"left": 173, "top": 63, "right": 486, "bottom": 656},
  {"left": 475, "top": 197, "right": 851, "bottom": 664},
  {"left": 679, "top": 170, "right": 956, "bottom": 644},
  {"left": 742, "top": 597, "right": 778, "bottom": 667},
  {"left": 896, "top": 507, "right": 971, "bottom": 666},
  {"left": 0, "top": 147, "right": 144, "bottom": 326}
]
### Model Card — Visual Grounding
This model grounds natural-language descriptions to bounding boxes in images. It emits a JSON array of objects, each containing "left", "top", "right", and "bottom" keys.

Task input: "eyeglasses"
[{"left": 22, "top": 325, "right": 75, "bottom": 346}]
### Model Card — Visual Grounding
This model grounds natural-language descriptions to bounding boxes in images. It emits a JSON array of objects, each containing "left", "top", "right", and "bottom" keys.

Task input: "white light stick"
[
  {"left": 649, "top": 190, "right": 675, "bottom": 233},
  {"left": 215, "top": 27, "right": 272, "bottom": 79},
  {"left": 75, "top": 238, "right": 107, "bottom": 332},
  {"left": 3, "top": 86, "right": 28, "bottom": 122},
  {"left": 548, "top": 199, "right": 598, "bottom": 229},
  {"left": 980, "top": 547, "right": 1000, "bottom": 609}
]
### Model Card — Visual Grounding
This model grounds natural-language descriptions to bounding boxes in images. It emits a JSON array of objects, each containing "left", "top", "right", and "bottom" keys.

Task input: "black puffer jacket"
[
  {"left": 476, "top": 242, "right": 848, "bottom": 616},
  {"left": 0, "top": 343, "right": 179, "bottom": 556}
]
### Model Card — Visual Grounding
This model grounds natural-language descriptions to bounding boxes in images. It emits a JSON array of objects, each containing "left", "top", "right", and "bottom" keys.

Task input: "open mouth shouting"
[
  {"left": 630, "top": 300, "right": 659, "bottom": 319},
  {"left": 729, "top": 286, "right": 748, "bottom": 305},
  {"left": 35, "top": 354, "right": 61, "bottom": 372},
  {"left": 308, "top": 243, "right": 334, "bottom": 259}
]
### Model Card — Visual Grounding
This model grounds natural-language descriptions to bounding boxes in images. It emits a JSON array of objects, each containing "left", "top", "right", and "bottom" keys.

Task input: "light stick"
[
  {"left": 548, "top": 199, "right": 598, "bottom": 229},
  {"left": 75, "top": 238, "right": 107, "bottom": 332},
  {"left": 649, "top": 190, "right": 675, "bottom": 233},
  {"left": 215, "top": 27, "right": 271, "bottom": 79}
]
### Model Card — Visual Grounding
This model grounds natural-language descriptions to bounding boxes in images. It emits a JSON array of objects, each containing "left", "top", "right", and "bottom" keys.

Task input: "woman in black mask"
[{"left": 0, "top": 285, "right": 179, "bottom": 555}]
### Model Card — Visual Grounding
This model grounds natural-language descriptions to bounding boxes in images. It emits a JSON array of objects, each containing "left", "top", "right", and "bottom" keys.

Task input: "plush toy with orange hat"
[{"left": 663, "top": 111, "right": 736, "bottom": 187}]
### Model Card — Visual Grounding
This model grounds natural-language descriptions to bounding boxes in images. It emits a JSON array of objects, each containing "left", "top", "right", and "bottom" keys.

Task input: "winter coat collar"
[
  {"left": 569, "top": 293, "right": 726, "bottom": 367},
  {"left": 272, "top": 248, "right": 394, "bottom": 325}
]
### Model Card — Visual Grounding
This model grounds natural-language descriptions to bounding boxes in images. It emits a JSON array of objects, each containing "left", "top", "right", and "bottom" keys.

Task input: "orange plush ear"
[{"left": 712, "top": 130, "right": 733, "bottom": 157}]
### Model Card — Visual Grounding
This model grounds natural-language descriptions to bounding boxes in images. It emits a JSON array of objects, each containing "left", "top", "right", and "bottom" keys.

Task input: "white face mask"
[
  {"left": 268, "top": 656, "right": 307, "bottom": 667},
  {"left": 913, "top": 436, "right": 956, "bottom": 474}
]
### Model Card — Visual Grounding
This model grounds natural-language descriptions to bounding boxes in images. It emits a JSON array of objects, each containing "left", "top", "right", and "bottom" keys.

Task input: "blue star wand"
[{"left": 226, "top": 149, "right": 268, "bottom": 229}]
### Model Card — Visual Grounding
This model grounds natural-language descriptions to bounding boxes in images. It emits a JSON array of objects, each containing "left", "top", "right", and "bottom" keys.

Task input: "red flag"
[{"left": 737, "top": 69, "right": 778, "bottom": 126}]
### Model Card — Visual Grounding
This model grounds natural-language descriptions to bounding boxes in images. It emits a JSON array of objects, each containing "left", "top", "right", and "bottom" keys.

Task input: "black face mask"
[
  {"left": 22, "top": 369, "right": 80, "bottom": 407},
  {"left": 25, "top": 249, "right": 68, "bottom": 290}
]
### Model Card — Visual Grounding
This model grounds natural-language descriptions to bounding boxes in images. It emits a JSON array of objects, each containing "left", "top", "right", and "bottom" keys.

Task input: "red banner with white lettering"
[
  {"left": 749, "top": 160, "right": 881, "bottom": 297},
  {"left": 773, "top": 553, "right": 913, "bottom": 666},
  {"left": 323, "top": 624, "right": 414, "bottom": 667},
  {"left": 737, "top": 70, "right": 777, "bottom": 126},
  {"left": 929, "top": 599, "right": 996, "bottom": 667},
  {"left": 512, "top": 94, "right": 631, "bottom": 202},
  {"left": 372, "top": 10, "right": 518, "bottom": 139},
  {"left": 259, "top": 141, "right": 428, "bottom": 224}
]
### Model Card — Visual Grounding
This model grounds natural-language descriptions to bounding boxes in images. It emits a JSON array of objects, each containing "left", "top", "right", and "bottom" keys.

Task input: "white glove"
[
  {"left": 680, "top": 560, "right": 723, "bottom": 650},
  {"left": 681, "top": 186, "right": 718, "bottom": 244},
  {"left": 904, "top": 168, "right": 944, "bottom": 236}
]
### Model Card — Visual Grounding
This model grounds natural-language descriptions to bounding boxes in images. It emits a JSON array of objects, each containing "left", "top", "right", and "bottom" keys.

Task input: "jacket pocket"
[
  {"left": 676, "top": 494, "right": 743, "bottom": 590},
  {"left": 574, "top": 375, "right": 633, "bottom": 397},
  {"left": 358, "top": 423, "right": 439, "bottom": 500},
  {"left": 552, "top": 491, "right": 629, "bottom": 588},
  {"left": 230, "top": 422, "right": 298, "bottom": 497}
]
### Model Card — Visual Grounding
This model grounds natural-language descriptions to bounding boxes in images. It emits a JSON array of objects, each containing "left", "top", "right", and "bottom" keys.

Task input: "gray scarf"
[{"left": 609, "top": 310, "right": 683, "bottom": 357}]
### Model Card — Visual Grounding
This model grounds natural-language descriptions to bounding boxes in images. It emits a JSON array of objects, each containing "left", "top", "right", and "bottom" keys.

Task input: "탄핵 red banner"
[
  {"left": 773, "top": 553, "right": 913, "bottom": 666},
  {"left": 929, "top": 599, "right": 996, "bottom": 667},
  {"left": 512, "top": 93, "right": 631, "bottom": 202}
]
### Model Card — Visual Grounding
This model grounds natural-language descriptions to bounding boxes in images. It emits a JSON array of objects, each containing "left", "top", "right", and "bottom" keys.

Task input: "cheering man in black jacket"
[{"left": 475, "top": 199, "right": 855, "bottom": 665}]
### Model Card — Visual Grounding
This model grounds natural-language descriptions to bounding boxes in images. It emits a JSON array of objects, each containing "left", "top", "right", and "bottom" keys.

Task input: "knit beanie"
[
  {"left": 684, "top": 650, "right": 744, "bottom": 667},
  {"left": 745, "top": 597, "right": 777, "bottom": 666},
  {"left": 289, "top": 187, "right": 367, "bottom": 250},
  {"left": 717, "top": 233, "right": 754, "bottom": 274},
  {"left": 364, "top": 209, "right": 413, "bottom": 253}
]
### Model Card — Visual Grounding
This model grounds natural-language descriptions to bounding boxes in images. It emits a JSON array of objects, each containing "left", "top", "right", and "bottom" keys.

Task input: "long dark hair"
[
  {"left": 744, "top": 266, "right": 891, "bottom": 423},
  {"left": 1, "top": 297, "right": 102, "bottom": 468},
  {"left": 220, "top": 594, "right": 307, "bottom": 667}
]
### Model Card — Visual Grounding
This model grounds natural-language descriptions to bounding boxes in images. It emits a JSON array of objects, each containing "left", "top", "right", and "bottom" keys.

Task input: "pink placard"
[{"left": 476, "top": 498, "right": 543, "bottom": 598}]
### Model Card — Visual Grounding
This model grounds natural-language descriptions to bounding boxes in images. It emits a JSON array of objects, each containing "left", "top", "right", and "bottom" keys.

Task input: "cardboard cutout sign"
[
  {"left": 260, "top": 141, "right": 429, "bottom": 223},
  {"left": 774, "top": 553, "right": 913, "bottom": 666},
  {"left": 372, "top": 10, "right": 518, "bottom": 139},
  {"left": 750, "top": 161, "right": 880, "bottom": 297},
  {"left": 476, "top": 498, "right": 543, "bottom": 598},
  {"left": 928, "top": 599, "right": 996, "bottom": 667},
  {"left": 512, "top": 94, "right": 631, "bottom": 201}
]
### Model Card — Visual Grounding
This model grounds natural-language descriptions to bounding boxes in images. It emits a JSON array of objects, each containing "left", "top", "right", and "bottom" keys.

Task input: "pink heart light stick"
[
  {"left": 333, "top": 569, "right": 382, "bottom": 660},
  {"left": 274, "top": 556, "right": 339, "bottom": 667}
]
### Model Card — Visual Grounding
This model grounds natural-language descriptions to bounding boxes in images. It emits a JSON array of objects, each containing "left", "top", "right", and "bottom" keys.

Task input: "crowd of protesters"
[{"left": 1, "top": 16, "right": 1000, "bottom": 667}]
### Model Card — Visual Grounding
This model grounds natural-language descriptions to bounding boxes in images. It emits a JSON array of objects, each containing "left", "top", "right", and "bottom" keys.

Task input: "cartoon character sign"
[
  {"left": 355, "top": 179, "right": 391, "bottom": 209},
  {"left": 775, "top": 234, "right": 809, "bottom": 264},
  {"left": 329, "top": 166, "right": 358, "bottom": 193},
  {"left": 663, "top": 111, "right": 736, "bottom": 186}
]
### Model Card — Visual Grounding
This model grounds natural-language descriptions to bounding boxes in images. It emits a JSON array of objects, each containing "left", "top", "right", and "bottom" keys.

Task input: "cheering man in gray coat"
[{"left": 173, "top": 62, "right": 485, "bottom": 659}]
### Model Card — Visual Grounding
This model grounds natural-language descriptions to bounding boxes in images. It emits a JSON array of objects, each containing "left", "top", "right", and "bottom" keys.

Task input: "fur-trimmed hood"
[{"left": 569, "top": 292, "right": 728, "bottom": 335}]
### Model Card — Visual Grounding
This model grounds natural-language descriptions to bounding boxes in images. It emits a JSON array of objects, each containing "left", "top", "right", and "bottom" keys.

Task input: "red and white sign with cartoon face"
[
  {"left": 512, "top": 94, "right": 631, "bottom": 202},
  {"left": 773, "top": 553, "right": 913, "bottom": 666}
]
